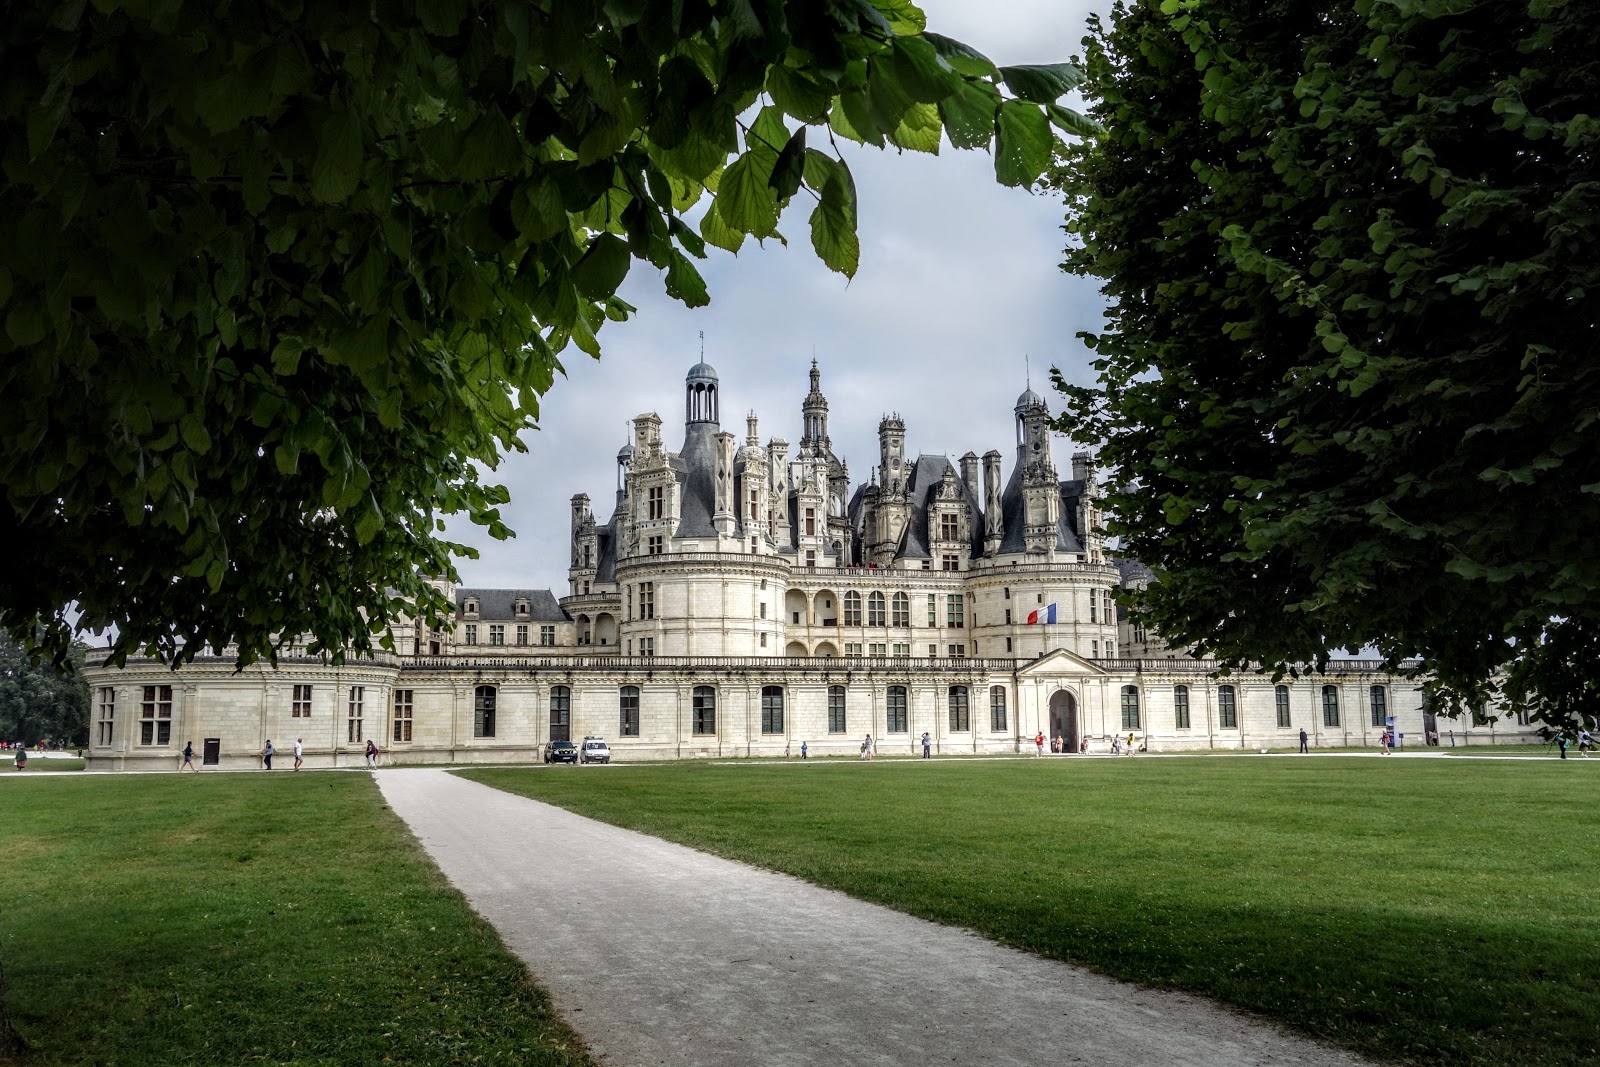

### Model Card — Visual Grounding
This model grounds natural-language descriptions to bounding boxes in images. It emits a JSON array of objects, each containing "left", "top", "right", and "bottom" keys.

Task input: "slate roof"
[
  {"left": 456, "top": 588, "right": 569, "bottom": 621},
  {"left": 674, "top": 423, "right": 720, "bottom": 539},
  {"left": 995, "top": 449, "right": 1087, "bottom": 556},
  {"left": 898, "top": 455, "right": 986, "bottom": 560}
]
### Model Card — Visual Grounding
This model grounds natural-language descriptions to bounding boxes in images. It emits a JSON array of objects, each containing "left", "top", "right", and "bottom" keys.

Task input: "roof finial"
[
  {"left": 699, "top": 329, "right": 705, "bottom": 359},
  {"left": 1025, "top": 353, "right": 1031, "bottom": 390}
]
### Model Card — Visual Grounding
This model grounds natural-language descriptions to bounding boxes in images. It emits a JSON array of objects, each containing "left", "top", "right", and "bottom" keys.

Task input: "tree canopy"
[
  {"left": 1055, "top": 0, "right": 1599, "bottom": 726},
  {"left": 1, "top": 0, "right": 1091, "bottom": 668},
  {"left": 0, "top": 628, "right": 89, "bottom": 747}
]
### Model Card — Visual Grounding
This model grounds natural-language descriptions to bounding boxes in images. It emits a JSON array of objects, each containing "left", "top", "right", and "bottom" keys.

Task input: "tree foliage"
[
  {"left": 1054, "top": 0, "right": 1600, "bottom": 727},
  {"left": 0, "top": 627, "right": 89, "bottom": 747},
  {"left": 1, "top": 0, "right": 1088, "bottom": 669}
]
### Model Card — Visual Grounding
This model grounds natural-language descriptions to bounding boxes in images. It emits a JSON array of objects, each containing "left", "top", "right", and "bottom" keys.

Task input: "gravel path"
[{"left": 377, "top": 768, "right": 1372, "bottom": 1067}]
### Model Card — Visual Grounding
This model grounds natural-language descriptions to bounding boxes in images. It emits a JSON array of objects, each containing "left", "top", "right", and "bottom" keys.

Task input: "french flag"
[{"left": 1026, "top": 604, "right": 1057, "bottom": 625}]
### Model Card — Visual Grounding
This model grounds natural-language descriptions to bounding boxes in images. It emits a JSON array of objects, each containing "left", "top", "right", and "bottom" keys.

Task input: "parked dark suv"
[{"left": 544, "top": 740, "right": 578, "bottom": 764}]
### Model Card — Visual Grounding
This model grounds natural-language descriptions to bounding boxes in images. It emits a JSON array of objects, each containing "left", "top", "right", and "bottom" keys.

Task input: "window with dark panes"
[
  {"left": 392, "top": 689, "right": 413, "bottom": 742},
  {"left": 1120, "top": 685, "right": 1140, "bottom": 730},
  {"left": 474, "top": 685, "right": 496, "bottom": 738},
  {"left": 140, "top": 685, "right": 172, "bottom": 745},
  {"left": 693, "top": 686, "right": 716, "bottom": 735},
  {"left": 1322, "top": 685, "right": 1340, "bottom": 727},
  {"left": 1174, "top": 685, "right": 1190, "bottom": 729},
  {"left": 620, "top": 686, "right": 640, "bottom": 736},
  {"left": 948, "top": 686, "right": 970, "bottom": 732},
  {"left": 761, "top": 686, "right": 784, "bottom": 734},
  {"left": 828, "top": 685, "right": 847, "bottom": 733},
  {"left": 989, "top": 686, "right": 1007, "bottom": 731},
  {"left": 886, "top": 685, "right": 908, "bottom": 733},
  {"left": 1218, "top": 685, "right": 1236, "bottom": 729}
]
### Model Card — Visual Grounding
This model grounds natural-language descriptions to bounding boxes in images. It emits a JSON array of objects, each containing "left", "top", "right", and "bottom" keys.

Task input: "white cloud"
[{"left": 449, "top": 0, "right": 1109, "bottom": 592}]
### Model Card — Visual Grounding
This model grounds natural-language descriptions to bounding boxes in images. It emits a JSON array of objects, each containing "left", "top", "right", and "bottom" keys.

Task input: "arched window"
[
  {"left": 828, "top": 685, "right": 847, "bottom": 733},
  {"left": 1275, "top": 685, "right": 1291, "bottom": 728},
  {"left": 1369, "top": 685, "right": 1387, "bottom": 728},
  {"left": 1120, "top": 685, "right": 1140, "bottom": 730},
  {"left": 843, "top": 591, "right": 862, "bottom": 626},
  {"left": 990, "top": 686, "right": 1007, "bottom": 731},
  {"left": 1218, "top": 685, "right": 1237, "bottom": 729},
  {"left": 761, "top": 686, "right": 784, "bottom": 734},
  {"left": 868, "top": 591, "right": 886, "bottom": 626},
  {"left": 886, "top": 685, "right": 908, "bottom": 733},
  {"left": 1174, "top": 684, "right": 1190, "bottom": 729},
  {"left": 473, "top": 685, "right": 496, "bottom": 738},
  {"left": 620, "top": 685, "right": 640, "bottom": 736},
  {"left": 692, "top": 685, "right": 716, "bottom": 735},
  {"left": 892, "top": 592, "right": 910, "bottom": 626},
  {"left": 549, "top": 685, "right": 571, "bottom": 742},
  {"left": 948, "top": 686, "right": 970, "bottom": 732},
  {"left": 1322, "top": 685, "right": 1340, "bottom": 727}
]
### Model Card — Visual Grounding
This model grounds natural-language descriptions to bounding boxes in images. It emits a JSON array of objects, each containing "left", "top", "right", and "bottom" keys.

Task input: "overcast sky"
[{"left": 449, "top": 0, "right": 1109, "bottom": 593}]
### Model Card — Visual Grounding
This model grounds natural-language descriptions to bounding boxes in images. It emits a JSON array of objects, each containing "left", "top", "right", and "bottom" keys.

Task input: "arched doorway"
[{"left": 1049, "top": 690, "right": 1080, "bottom": 752}]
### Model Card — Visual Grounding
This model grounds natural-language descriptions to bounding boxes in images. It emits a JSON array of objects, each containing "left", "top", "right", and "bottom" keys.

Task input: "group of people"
[{"left": 1031, "top": 732, "right": 1105, "bottom": 755}]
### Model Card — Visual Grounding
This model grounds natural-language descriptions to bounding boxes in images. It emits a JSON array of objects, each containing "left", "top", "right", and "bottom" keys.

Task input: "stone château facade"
[{"left": 81, "top": 361, "right": 1529, "bottom": 769}]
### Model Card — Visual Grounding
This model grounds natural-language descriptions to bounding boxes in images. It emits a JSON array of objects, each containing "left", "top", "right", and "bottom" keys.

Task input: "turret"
[
  {"left": 1016, "top": 389, "right": 1058, "bottom": 556},
  {"left": 800, "top": 359, "right": 831, "bottom": 456},
  {"left": 878, "top": 413, "right": 906, "bottom": 496},
  {"left": 686, "top": 361, "right": 719, "bottom": 425}
]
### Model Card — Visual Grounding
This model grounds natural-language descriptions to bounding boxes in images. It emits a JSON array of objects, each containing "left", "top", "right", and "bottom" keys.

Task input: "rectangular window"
[
  {"left": 828, "top": 686, "right": 847, "bottom": 733},
  {"left": 139, "top": 685, "right": 173, "bottom": 746},
  {"left": 620, "top": 686, "right": 641, "bottom": 736},
  {"left": 868, "top": 642, "right": 887, "bottom": 657},
  {"left": 868, "top": 594, "right": 885, "bottom": 626},
  {"left": 1174, "top": 685, "right": 1190, "bottom": 729},
  {"left": 806, "top": 550, "right": 816, "bottom": 568},
  {"left": 844, "top": 594, "right": 861, "bottom": 625},
  {"left": 1276, "top": 686, "right": 1291, "bottom": 728},
  {"left": 927, "top": 644, "right": 937, "bottom": 657},
  {"left": 891, "top": 642, "right": 910, "bottom": 657},
  {"left": 540, "top": 625, "right": 555, "bottom": 646},
  {"left": 948, "top": 644, "right": 965, "bottom": 658},
  {"left": 927, "top": 594, "right": 937, "bottom": 627},
  {"left": 347, "top": 686, "right": 365, "bottom": 743},
  {"left": 805, "top": 508, "right": 816, "bottom": 536},
  {"left": 474, "top": 686, "right": 496, "bottom": 738},
  {"left": 291, "top": 684, "right": 313, "bottom": 718},
  {"left": 1089, "top": 589, "right": 1099, "bottom": 624},
  {"left": 465, "top": 623, "right": 478, "bottom": 645},
  {"left": 648, "top": 485, "right": 664, "bottom": 519},
  {"left": 640, "top": 637, "right": 654, "bottom": 657},
  {"left": 942, "top": 554, "right": 959, "bottom": 572},
  {"left": 1005, "top": 609, "right": 1012, "bottom": 625},
  {"left": 693, "top": 686, "right": 716, "bottom": 735},
  {"left": 1370, "top": 685, "right": 1387, "bottom": 727},
  {"left": 97, "top": 687, "right": 115, "bottom": 745},
  {"left": 1091, "top": 639, "right": 1099, "bottom": 658},
  {"left": 640, "top": 582, "right": 654, "bottom": 620},
  {"left": 844, "top": 642, "right": 862, "bottom": 657},
  {"left": 940, "top": 513, "right": 959, "bottom": 540},
  {"left": 1120, "top": 686, "right": 1141, "bottom": 730},
  {"left": 948, "top": 686, "right": 970, "bottom": 732},
  {"left": 1005, "top": 637, "right": 1013, "bottom": 652},
  {"left": 760, "top": 632, "right": 768, "bottom": 648},
  {"left": 892, "top": 594, "right": 909, "bottom": 626},
  {"left": 1323, "top": 686, "right": 1340, "bottom": 728},
  {"left": 947, "top": 594, "right": 964, "bottom": 628},
  {"left": 549, "top": 686, "right": 571, "bottom": 742},
  {"left": 648, "top": 535, "right": 664, "bottom": 555},
  {"left": 990, "top": 686, "right": 1007, "bottom": 732},
  {"left": 393, "top": 690, "right": 413, "bottom": 742},
  {"left": 626, "top": 586, "right": 633, "bottom": 620},
  {"left": 760, "top": 603, "right": 767, "bottom": 618},
  {"left": 1218, "top": 685, "right": 1237, "bottom": 729},
  {"left": 761, "top": 687, "right": 784, "bottom": 734},
  {"left": 516, "top": 623, "right": 529, "bottom": 646},
  {"left": 489, "top": 624, "right": 504, "bottom": 646},
  {"left": 886, "top": 686, "right": 908, "bottom": 733}
]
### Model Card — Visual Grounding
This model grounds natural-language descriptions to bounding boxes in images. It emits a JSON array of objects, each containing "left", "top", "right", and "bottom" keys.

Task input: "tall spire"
[{"left": 801, "top": 358, "right": 830, "bottom": 454}]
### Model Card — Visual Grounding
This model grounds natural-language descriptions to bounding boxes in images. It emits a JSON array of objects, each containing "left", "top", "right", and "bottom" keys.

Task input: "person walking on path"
[
  {"left": 800, "top": 741, "right": 808, "bottom": 760},
  {"left": 1034, "top": 731, "right": 1044, "bottom": 756},
  {"left": 1299, "top": 728, "right": 1309, "bottom": 753},
  {"left": 1111, "top": 735, "right": 1121, "bottom": 757},
  {"left": 13, "top": 744, "right": 25, "bottom": 771},
  {"left": 365, "top": 738, "right": 379, "bottom": 769},
  {"left": 785, "top": 741, "right": 792, "bottom": 759},
  {"left": 180, "top": 741, "right": 196, "bottom": 772},
  {"left": 921, "top": 732, "right": 932, "bottom": 759},
  {"left": 262, "top": 739, "right": 274, "bottom": 769},
  {"left": 1377, "top": 730, "right": 1389, "bottom": 755},
  {"left": 1079, "top": 736, "right": 1087, "bottom": 754},
  {"left": 1579, "top": 728, "right": 1593, "bottom": 757},
  {"left": 292, "top": 737, "right": 304, "bottom": 771},
  {"left": 1126, "top": 732, "right": 1136, "bottom": 757},
  {"left": 861, "top": 734, "right": 874, "bottom": 761},
  {"left": 1557, "top": 733, "right": 1570, "bottom": 759}
]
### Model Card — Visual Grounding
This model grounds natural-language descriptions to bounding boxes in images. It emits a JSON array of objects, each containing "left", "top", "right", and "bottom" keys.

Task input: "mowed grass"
[
  {"left": 0, "top": 774, "right": 593, "bottom": 1066},
  {"left": 462, "top": 757, "right": 1600, "bottom": 1067}
]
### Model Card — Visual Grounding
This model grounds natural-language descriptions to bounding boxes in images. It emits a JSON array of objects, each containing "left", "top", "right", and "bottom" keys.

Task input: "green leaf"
[
  {"left": 310, "top": 104, "right": 364, "bottom": 204},
  {"left": 889, "top": 35, "right": 963, "bottom": 104},
  {"left": 767, "top": 65, "right": 833, "bottom": 123},
  {"left": 770, "top": 128, "right": 807, "bottom": 200},
  {"left": 924, "top": 32, "right": 998, "bottom": 78},
  {"left": 999, "top": 63, "right": 1086, "bottom": 103},
  {"left": 715, "top": 153, "right": 778, "bottom": 237},
  {"left": 571, "top": 233, "right": 633, "bottom": 299},
  {"left": 833, "top": 90, "right": 885, "bottom": 147},
  {"left": 664, "top": 249, "right": 709, "bottom": 306},
  {"left": 179, "top": 415, "right": 212, "bottom": 455},
  {"left": 700, "top": 202, "right": 747, "bottom": 252},
  {"left": 889, "top": 101, "right": 941, "bottom": 154},
  {"left": 808, "top": 159, "right": 859, "bottom": 277},
  {"left": 994, "top": 100, "right": 1052, "bottom": 187},
  {"left": 938, "top": 80, "right": 1000, "bottom": 150},
  {"left": 1045, "top": 103, "right": 1100, "bottom": 137}
]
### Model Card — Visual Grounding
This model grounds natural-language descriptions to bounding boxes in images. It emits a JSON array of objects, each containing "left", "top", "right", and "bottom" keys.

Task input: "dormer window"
[
  {"left": 464, "top": 599, "right": 479, "bottom": 616},
  {"left": 515, "top": 600, "right": 529, "bottom": 616}
]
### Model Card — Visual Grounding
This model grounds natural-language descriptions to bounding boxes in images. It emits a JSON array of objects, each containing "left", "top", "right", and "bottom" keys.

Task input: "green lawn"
[
  {"left": 462, "top": 757, "right": 1600, "bottom": 1067},
  {"left": 0, "top": 775, "right": 593, "bottom": 1066}
]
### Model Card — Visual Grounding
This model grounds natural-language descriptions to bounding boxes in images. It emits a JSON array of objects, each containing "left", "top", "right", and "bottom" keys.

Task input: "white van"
[{"left": 580, "top": 737, "right": 611, "bottom": 764}]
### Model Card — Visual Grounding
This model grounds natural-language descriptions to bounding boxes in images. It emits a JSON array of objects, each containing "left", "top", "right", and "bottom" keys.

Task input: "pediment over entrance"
[{"left": 1015, "top": 647, "right": 1107, "bottom": 678}]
